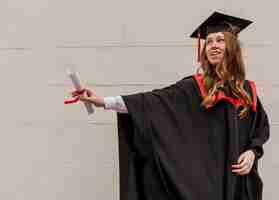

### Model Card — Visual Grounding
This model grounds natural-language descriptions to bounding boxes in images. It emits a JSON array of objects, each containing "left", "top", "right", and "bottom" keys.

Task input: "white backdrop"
[{"left": 0, "top": 0, "right": 277, "bottom": 199}]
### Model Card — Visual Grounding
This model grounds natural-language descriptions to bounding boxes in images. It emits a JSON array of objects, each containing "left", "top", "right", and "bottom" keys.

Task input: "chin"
[{"left": 208, "top": 59, "right": 222, "bottom": 66}]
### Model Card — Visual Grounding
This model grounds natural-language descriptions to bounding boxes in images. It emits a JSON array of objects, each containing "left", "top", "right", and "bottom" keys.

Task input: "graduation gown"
[{"left": 117, "top": 75, "right": 270, "bottom": 200}]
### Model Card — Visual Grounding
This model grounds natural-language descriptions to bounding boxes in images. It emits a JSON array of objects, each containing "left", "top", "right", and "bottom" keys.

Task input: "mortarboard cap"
[{"left": 190, "top": 11, "right": 253, "bottom": 39}]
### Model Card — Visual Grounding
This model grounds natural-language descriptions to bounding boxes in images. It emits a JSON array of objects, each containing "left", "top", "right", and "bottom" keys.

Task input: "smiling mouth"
[{"left": 210, "top": 51, "right": 221, "bottom": 56}]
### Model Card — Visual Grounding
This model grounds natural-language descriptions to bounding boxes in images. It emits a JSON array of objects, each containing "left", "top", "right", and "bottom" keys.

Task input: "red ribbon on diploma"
[{"left": 64, "top": 89, "right": 86, "bottom": 104}]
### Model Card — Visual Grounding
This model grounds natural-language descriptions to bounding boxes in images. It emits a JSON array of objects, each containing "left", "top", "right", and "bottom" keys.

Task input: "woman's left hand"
[{"left": 231, "top": 150, "right": 255, "bottom": 175}]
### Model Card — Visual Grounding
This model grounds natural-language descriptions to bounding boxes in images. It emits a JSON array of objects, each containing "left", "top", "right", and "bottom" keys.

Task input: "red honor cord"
[{"left": 64, "top": 89, "right": 85, "bottom": 104}]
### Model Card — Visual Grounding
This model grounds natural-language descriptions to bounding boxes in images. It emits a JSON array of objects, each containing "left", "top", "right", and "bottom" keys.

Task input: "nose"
[{"left": 210, "top": 40, "right": 218, "bottom": 49}]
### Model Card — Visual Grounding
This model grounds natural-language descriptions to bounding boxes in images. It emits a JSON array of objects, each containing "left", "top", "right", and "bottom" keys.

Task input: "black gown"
[{"left": 117, "top": 75, "right": 270, "bottom": 200}]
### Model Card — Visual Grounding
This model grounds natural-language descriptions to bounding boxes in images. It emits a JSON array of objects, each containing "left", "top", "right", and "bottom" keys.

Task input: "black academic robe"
[{"left": 117, "top": 75, "right": 270, "bottom": 200}]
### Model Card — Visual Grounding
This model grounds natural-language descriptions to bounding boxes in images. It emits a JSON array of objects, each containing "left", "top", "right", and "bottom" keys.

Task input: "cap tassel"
[{"left": 197, "top": 31, "right": 201, "bottom": 63}]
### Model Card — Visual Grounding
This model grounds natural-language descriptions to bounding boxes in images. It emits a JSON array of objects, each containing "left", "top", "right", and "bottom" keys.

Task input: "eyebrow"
[{"left": 216, "top": 34, "right": 225, "bottom": 38}]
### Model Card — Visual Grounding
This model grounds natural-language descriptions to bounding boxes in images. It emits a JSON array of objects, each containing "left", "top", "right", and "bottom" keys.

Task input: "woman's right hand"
[{"left": 75, "top": 88, "right": 105, "bottom": 108}]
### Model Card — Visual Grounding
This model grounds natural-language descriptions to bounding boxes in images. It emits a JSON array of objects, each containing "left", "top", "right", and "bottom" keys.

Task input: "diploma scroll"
[{"left": 67, "top": 69, "right": 94, "bottom": 114}]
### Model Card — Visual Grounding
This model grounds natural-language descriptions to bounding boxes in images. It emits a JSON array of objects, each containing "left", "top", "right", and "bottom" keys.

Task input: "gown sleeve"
[
  {"left": 120, "top": 77, "right": 194, "bottom": 141},
  {"left": 247, "top": 97, "right": 270, "bottom": 160},
  {"left": 116, "top": 77, "right": 195, "bottom": 200},
  {"left": 245, "top": 97, "right": 270, "bottom": 200}
]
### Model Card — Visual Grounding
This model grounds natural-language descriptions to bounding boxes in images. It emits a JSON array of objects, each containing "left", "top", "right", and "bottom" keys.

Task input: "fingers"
[
  {"left": 86, "top": 90, "right": 91, "bottom": 97},
  {"left": 70, "top": 88, "right": 93, "bottom": 97},
  {"left": 237, "top": 153, "right": 245, "bottom": 164},
  {"left": 79, "top": 94, "right": 91, "bottom": 102},
  {"left": 232, "top": 162, "right": 251, "bottom": 175},
  {"left": 232, "top": 151, "right": 255, "bottom": 176},
  {"left": 68, "top": 88, "right": 104, "bottom": 107},
  {"left": 232, "top": 169, "right": 250, "bottom": 175},
  {"left": 86, "top": 88, "right": 94, "bottom": 96},
  {"left": 71, "top": 90, "right": 82, "bottom": 97},
  {"left": 233, "top": 162, "right": 252, "bottom": 175},
  {"left": 233, "top": 157, "right": 248, "bottom": 169}
]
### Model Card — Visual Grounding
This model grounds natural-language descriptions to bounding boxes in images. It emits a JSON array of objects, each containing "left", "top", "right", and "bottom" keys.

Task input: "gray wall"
[{"left": 0, "top": 0, "right": 277, "bottom": 199}]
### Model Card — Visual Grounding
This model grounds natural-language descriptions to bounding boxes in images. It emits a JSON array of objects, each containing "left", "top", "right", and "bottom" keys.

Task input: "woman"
[{"left": 74, "top": 12, "right": 270, "bottom": 200}]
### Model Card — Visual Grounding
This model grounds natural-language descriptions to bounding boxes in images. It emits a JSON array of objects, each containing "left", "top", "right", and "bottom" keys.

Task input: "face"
[{"left": 205, "top": 32, "right": 226, "bottom": 66}]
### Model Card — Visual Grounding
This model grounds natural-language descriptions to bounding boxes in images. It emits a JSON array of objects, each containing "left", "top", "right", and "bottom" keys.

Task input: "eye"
[
  {"left": 217, "top": 38, "right": 225, "bottom": 43},
  {"left": 206, "top": 39, "right": 213, "bottom": 45}
]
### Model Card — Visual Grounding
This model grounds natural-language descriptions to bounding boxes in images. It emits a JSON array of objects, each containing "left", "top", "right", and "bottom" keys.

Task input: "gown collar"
[{"left": 193, "top": 74, "right": 257, "bottom": 112}]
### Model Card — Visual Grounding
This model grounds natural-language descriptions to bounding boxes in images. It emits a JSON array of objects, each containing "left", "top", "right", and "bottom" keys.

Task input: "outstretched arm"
[{"left": 78, "top": 88, "right": 128, "bottom": 113}]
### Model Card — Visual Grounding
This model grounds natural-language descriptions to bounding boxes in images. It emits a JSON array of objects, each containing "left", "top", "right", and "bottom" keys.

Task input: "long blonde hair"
[{"left": 198, "top": 32, "right": 252, "bottom": 119}]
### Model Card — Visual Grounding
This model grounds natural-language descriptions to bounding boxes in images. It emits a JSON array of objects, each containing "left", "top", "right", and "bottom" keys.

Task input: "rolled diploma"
[{"left": 67, "top": 69, "right": 94, "bottom": 114}]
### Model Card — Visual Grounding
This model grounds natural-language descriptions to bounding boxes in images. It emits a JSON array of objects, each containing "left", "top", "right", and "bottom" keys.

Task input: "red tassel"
[{"left": 197, "top": 31, "right": 201, "bottom": 63}]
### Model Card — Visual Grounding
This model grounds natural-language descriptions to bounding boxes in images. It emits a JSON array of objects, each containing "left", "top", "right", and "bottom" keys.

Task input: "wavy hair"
[{"left": 198, "top": 32, "right": 252, "bottom": 119}]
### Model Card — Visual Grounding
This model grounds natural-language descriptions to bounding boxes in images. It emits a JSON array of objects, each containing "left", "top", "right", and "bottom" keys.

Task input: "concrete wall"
[{"left": 0, "top": 0, "right": 277, "bottom": 199}]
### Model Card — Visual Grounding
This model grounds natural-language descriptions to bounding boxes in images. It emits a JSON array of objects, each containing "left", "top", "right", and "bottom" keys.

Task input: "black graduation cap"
[
  {"left": 190, "top": 11, "right": 253, "bottom": 62},
  {"left": 190, "top": 11, "right": 253, "bottom": 39}
]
